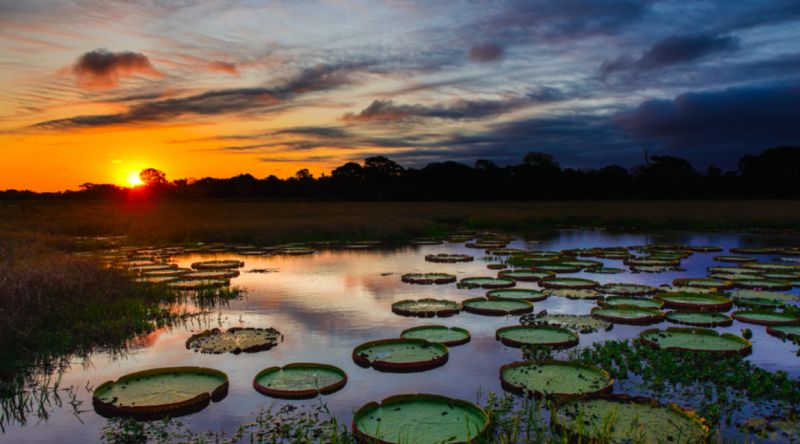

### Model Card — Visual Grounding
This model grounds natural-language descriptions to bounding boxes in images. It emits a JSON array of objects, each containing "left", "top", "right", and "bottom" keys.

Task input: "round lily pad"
[
  {"left": 462, "top": 297, "right": 533, "bottom": 316},
  {"left": 585, "top": 267, "right": 625, "bottom": 274},
  {"left": 672, "top": 277, "right": 734, "bottom": 290},
  {"left": 600, "top": 283, "right": 656, "bottom": 296},
  {"left": 190, "top": 260, "right": 244, "bottom": 270},
  {"left": 766, "top": 324, "right": 800, "bottom": 342},
  {"left": 495, "top": 325, "right": 578, "bottom": 348},
  {"left": 186, "top": 327, "right": 281, "bottom": 354},
  {"left": 732, "top": 290, "right": 797, "bottom": 308},
  {"left": 167, "top": 279, "right": 228, "bottom": 290},
  {"left": 486, "top": 263, "right": 507, "bottom": 270},
  {"left": 745, "top": 263, "right": 799, "bottom": 272},
  {"left": 465, "top": 241, "right": 507, "bottom": 249},
  {"left": 498, "top": 269, "right": 551, "bottom": 282},
  {"left": 411, "top": 238, "right": 443, "bottom": 246},
  {"left": 714, "top": 255, "right": 756, "bottom": 263},
  {"left": 93, "top": 367, "right": 229, "bottom": 419},
  {"left": 136, "top": 276, "right": 180, "bottom": 284},
  {"left": 662, "top": 285, "right": 714, "bottom": 294},
  {"left": 533, "top": 263, "right": 581, "bottom": 274},
  {"left": 599, "top": 296, "right": 664, "bottom": 309},
  {"left": 625, "top": 257, "right": 681, "bottom": 267},
  {"left": 666, "top": 311, "right": 733, "bottom": 327},
  {"left": 486, "top": 288, "right": 547, "bottom": 302},
  {"left": 352, "top": 338, "right": 448, "bottom": 372},
  {"left": 253, "top": 363, "right": 347, "bottom": 399},
  {"left": 686, "top": 245, "right": 722, "bottom": 252},
  {"left": 545, "top": 288, "right": 602, "bottom": 300},
  {"left": 707, "top": 266, "right": 760, "bottom": 276},
  {"left": 457, "top": 276, "right": 516, "bottom": 289},
  {"left": 560, "top": 259, "right": 603, "bottom": 269},
  {"left": 734, "top": 279, "right": 792, "bottom": 291},
  {"left": 129, "top": 263, "right": 178, "bottom": 273},
  {"left": 144, "top": 268, "right": 191, "bottom": 277},
  {"left": 592, "top": 307, "right": 665, "bottom": 325},
  {"left": 401, "top": 325, "right": 471, "bottom": 346},
  {"left": 541, "top": 277, "right": 598, "bottom": 290},
  {"left": 552, "top": 394, "right": 709, "bottom": 444},
  {"left": 352, "top": 394, "right": 490, "bottom": 443},
  {"left": 182, "top": 270, "right": 240, "bottom": 280},
  {"left": 640, "top": 327, "right": 751, "bottom": 355},
  {"left": 731, "top": 310, "right": 800, "bottom": 326},
  {"left": 278, "top": 246, "right": 317, "bottom": 255},
  {"left": 424, "top": 253, "right": 474, "bottom": 263},
  {"left": 500, "top": 361, "right": 612, "bottom": 398},
  {"left": 401, "top": 273, "right": 457, "bottom": 285},
  {"left": 730, "top": 247, "right": 779, "bottom": 255},
  {"left": 655, "top": 292, "right": 733, "bottom": 311},
  {"left": 391, "top": 299, "right": 460, "bottom": 317}
]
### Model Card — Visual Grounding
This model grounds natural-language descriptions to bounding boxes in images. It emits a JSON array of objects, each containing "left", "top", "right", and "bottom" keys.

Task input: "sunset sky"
[{"left": 1, "top": 1, "right": 799, "bottom": 191}]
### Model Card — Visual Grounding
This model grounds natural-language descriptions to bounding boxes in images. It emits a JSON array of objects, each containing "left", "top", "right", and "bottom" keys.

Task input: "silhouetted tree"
[{"left": 139, "top": 168, "right": 167, "bottom": 187}]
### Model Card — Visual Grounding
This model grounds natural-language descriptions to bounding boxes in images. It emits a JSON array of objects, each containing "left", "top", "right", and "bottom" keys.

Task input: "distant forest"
[{"left": 3, "top": 146, "right": 800, "bottom": 201}]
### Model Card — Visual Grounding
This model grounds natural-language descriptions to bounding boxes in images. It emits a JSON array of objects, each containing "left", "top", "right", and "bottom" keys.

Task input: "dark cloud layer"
[
  {"left": 469, "top": 43, "right": 504, "bottom": 62},
  {"left": 64, "top": 49, "right": 163, "bottom": 89}
]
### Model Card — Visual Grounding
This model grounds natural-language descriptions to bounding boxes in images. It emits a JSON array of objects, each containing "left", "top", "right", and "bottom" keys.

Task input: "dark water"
[{"left": 3, "top": 230, "right": 799, "bottom": 443}]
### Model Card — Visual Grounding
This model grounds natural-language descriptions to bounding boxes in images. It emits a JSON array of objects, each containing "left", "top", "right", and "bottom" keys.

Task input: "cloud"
[
  {"left": 207, "top": 60, "right": 238, "bottom": 76},
  {"left": 63, "top": 49, "right": 163, "bottom": 89},
  {"left": 601, "top": 34, "right": 739, "bottom": 78},
  {"left": 469, "top": 43, "right": 504, "bottom": 63}
]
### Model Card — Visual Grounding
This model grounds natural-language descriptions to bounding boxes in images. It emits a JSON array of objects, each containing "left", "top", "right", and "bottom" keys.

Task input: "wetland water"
[{"left": 4, "top": 230, "right": 800, "bottom": 442}]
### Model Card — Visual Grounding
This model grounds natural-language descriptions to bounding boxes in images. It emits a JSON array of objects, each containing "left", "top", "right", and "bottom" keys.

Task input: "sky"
[{"left": 1, "top": 0, "right": 799, "bottom": 191}]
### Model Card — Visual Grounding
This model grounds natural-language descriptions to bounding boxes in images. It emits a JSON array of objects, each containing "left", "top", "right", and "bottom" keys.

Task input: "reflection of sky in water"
[{"left": 5, "top": 230, "right": 800, "bottom": 442}]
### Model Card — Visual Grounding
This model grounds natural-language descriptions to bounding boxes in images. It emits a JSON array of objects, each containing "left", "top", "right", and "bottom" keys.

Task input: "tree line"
[{"left": 3, "top": 146, "right": 799, "bottom": 201}]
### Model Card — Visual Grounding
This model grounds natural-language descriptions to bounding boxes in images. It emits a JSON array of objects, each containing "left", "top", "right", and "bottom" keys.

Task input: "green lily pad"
[
  {"left": 457, "top": 276, "right": 516, "bottom": 289},
  {"left": 190, "top": 260, "right": 244, "bottom": 270},
  {"left": 672, "top": 277, "right": 734, "bottom": 290},
  {"left": 498, "top": 269, "right": 552, "bottom": 282},
  {"left": 167, "top": 279, "right": 228, "bottom": 290},
  {"left": 401, "top": 325, "right": 471, "bottom": 346},
  {"left": 186, "top": 327, "right": 281, "bottom": 354},
  {"left": 731, "top": 310, "right": 800, "bottom": 326},
  {"left": 592, "top": 307, "right": 665, "bottom": 325},
  {"left": 500, "top": 361, "right": 612, "bottom": 398},
  {"left": 401, "top": 273, "right": 457, "bottom": 285},
  {"left": 666, "top": 311, "right": 733, "bottom": 327},
  {"left": 640, "top": 328, "right": 751, "bottom": 355},
  {"left": 600, "top": 283, "right": 656, "bottom": 296},
  {"left": 599, "top": 296, "right": 664, "bottom": 309},
  {"left": 486, "top": 288, "right": 547, "bottom": 302},
  {"left": 462, "top": 297, "right": 533, "bottom": 316},
  {"left": 253, "top": 363, "right": 347, "bottom": 399},
  {"left": 766, "top": 324, "right": 800, "bottom": 341},
  {"left": 392, "top": 299, "right": 460, "bottom": 317},
  {"left": 734, "top": 279, "right": 792, "bottom": 291},
  {"left": 424, "top": 253, "right": 473, "bottom": 263},
  {"left": 545, "top": 288, "right": 602, "bottom": 300},
  {"left": 495, "top": 325, "right": 578, "bottom": 348},
  {"left": 714, "top": 255, "right": 756, "bottom": 263},
  {"left": 584, "top": 267, "right": 625, "bottom": 274},
  {"left": 352, "top": 338, "right": 448, "bottom": 372},
  {"left": 524, "top": 314, "right": 611, "bottom": 333},
  {"left": 541, "top": 277, "right": 599, "bottom": 290},
  {"left": 655, "top": 292, "right": 732, "bottom": 311}
]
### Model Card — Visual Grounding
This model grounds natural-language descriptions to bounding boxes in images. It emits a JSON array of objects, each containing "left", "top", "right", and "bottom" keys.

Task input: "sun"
[{"left": 126, "top": 171, "right": 143, "bottom": 187}]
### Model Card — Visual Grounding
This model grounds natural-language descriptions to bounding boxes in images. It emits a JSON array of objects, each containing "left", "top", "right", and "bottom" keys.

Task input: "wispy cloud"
[{"left": 60, "top": 49, "right": 164, "bottom": 90}]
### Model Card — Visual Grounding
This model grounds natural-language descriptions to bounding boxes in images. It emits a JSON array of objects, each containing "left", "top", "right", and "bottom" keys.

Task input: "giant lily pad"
[
  {"left": 500, "top": 361, "right": 612, "bottom": 398},
  {"left": 524, "top": 314, "right": 611, "bottom": 333},
  {"left": 731, "top": 310, "right": 800, "bottom": 326},
  {"left": 253, "top": 363, "right": 347, "bottom": 399},
  {"left": 655, "top": 292, "right": 732, "bottom": 311},
  {"left": 600, "top": 283, "right": 656, "bottom": 296},
  {"left": 167, "top": 279, "right": 228, "bottom": 290},
  {"left": 541, "top": 277, "right": 598, "bottom": 290},
  {"left": 532, "top": 263, "right": 581, "bottom": 274},
  {"left": 495, "top": 325, "right": 578, "bottom": 348},
  {"left": 666, "top": 311, "right": 733, "bottom": 327},
  {"left": 552, "top": 394, "right": 709, "bottom": 444},
  {"left": 498, "top": 269, "right": 551, "bottom": 282},
  {"left": 186, "top": 327, "right": 281, "bottom": 354},
  {"left": 640, "top": 327, "right": 751, "bottom": 355},
  {"left": 424, "top": 253, "right": 474, "bottom": 263},
  {"left": 732, "top": 289, "right": 798, "bottom": 306},
  {"left": 181, "top": 270, "right": 240, "bottom": 280},
  {"left": 766, "top": 324, "right": 800, "bottom": 342},
  {"left": 545, "top": 288, "right": 602, "bottom": 300},
  {"left": 391, "top": 299, "right": 460, "bottom": 317},
  {"left": 598, "top": 296, "right": 664, "bottom": 309},
  {"left": 733, "top": 279, "right": 792, "bottom": 291},
  {"left": 93, "top": 367, "right": 229, "bottom": 419},
  {"left": 672, "top": 277, "right": 734, "bottom": 290},
  {"left": 352, "top": 394, "right": 489, "bottom": 443},
  {"left": 730, "top": 247, "right": 779, "bottom": 255},
  {"left": 591, "top": 307, "right": 665, "bottom": 325},
  {"left": 462, "top": 297, "right": 533, "bottom": 316},
  {"left": 190, "top": 260, "right": 244, "bottom": 270},
  {"left": 352, "top": 338, "right": 448, "bottom": 372},
  {"left": 457, "top": 276, "right": 516, "bottom": 289},
  {"left": 401, "top": 273, "right": 457, "bottom": 285},
  {"left": 714, "top": 255, "right": 756, "bottom": 263},
  {"left": 486, "top": 288, "right": 547, "bottom": 302},
  {"left": 744, "top": 263, "right": 799, "bottom": 272},
  {"left": 401, "top": 325, "right": 471, "bottom": 346}
]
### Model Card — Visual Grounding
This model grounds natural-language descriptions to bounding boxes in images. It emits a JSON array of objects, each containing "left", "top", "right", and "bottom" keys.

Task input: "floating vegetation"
[
  {"left": 190, "top": 260, "right": 244, "bottom": 270},
  {"left": 584, "top": 267, "right": 625, "bottom": 274},
  {"left": 522, "top": 313, "right": 611, "bottom": 333},
  {"left": 662, "top": 285, "right": 715, "bottom": 294},
  {"left": 731, "top": 310, "right": 800, "bottom": 326},
  {"left": 766, "top": 324, "right": 800, "bottom": 342},
  {"left": 545, "top": 288, "right": 602, "bottom": 300},
  {"left": 465, "top": 240, "right": 507, "bottom": 249},
  {"left": 714, "top": 255, "right": 757, "bottom": 263},
  {"left": 391, "top": 298, "right": 460, "bottom": 317},
  {"left": 552, "top": 395, "right": 708, "bottom": 444},
  {"left": 625, "top": 257, "right": 681, "bottom": 267},
  {"left": 400, "top": 272, "right": 457, "bottom": 285},
  {"left": 352, "top": 338, "right": 448, "bottom": 372},
  {"left": 745, "top": 262, "right": 799, "bottom": 272},
  {"left": 167, "top": 279, "right": 228, "bottom": 290},
  {"left": 599, "top": 296, "right": 664, "bottom": 309},
  {"left": 640, "top": 328, "right": 751, "bottom": 355},
  {"left": 185, "top": 327, "right": 281, "bottom": 354},
  {"left": 252, "top": 363, "right": 347, "bottom": 399},
  {"left": 277, "top": 246, "right": 318, "bottom": 255},
  {"left": 500, "top": 361, "right": 612, "bottom": 398},
  {"left": 486, "top": 288, "right": 547, "bottom": 302},
  {"left": 143, "top": 268, "right": 191, "bottom": 277},
  {"left": 352, "top": 394, "right": 489, "bottom": 443},
  {"left": 739, "top": 416, "right": 800, "bottom": 442},
  {"left": 630, "top": 264, "right": 680, "bottom": 273},
  {"left": 486, "top": 263, "right": 507, "bottom": 270},
  {"left": 424, "top": 253, "right": 473, "bottom": 263},
  {"left": 410, "top": 238, "right": 443, "bottom": 246},
  {"left": 135, "top": 276, "right": 180, "bottom": 284},
  {"left": 591, "top": 307, "right": 665, "bottom": 325},
  {"left": 707, "top": 266, "right": 760, "bottom": 276},
  {"left": 93, "top": 367, "right": 229, "bottom": 419},
  {"left": 540, "top": 277, "right": 598, "bottom": 290},
  {"left": 532, "top": 263, "right": 580, "bottom": 274},
  {"left": 666, "top": 311, "right": 733, "bottom": 327},
  {"left": 672, "top": 277, "right": 734, "bottom": 290},
  {"left": 599, "top": 283, "right": 656, "bottom": 296},
  {"left": 730, "top": 247, "right": 780, "bottom": 255},
  {"left": 559, "top": 259, "right": 603, "bottom": 269},
  {"left": 686, "top": 245, "right": 723, "bottom": 252},
  {"left": 462, "top": 297, "right": 533, "bottom": 316},
  {"left": 457, "top": 276, "right": 516, "bottom": 289},
  {"left": 181, "top": 270, "right": 240, "bottom": 280},
  {"left": 495, "top": 325, "right": 578, "bottom": 348},
  {"left": 731, "top": 289, "right": 799, "bottom": 305},
  {"left": 400, "top": 325, "right": 471, "bottom": 346},
  {"left": 497, "top": 269, "right": 552, "bottom": 282},
  {"left": 655, "top": 292, "right": 733, "bottom": 311},
  {"left": 734, "top": 278, "right": 792, "bottom": 291}
]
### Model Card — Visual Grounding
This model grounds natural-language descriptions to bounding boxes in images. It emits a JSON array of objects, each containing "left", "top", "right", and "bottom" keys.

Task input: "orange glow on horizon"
[{"left": 125, "top": 171, "right": 144, "bottom": 187}]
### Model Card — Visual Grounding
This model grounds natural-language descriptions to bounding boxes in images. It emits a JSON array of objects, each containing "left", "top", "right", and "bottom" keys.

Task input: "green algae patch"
[
  {"left": 525, "top": 314, "right": 612, "bottom": 334},
  {"left": 672, "top": 277, "right": 734, "bottom": 290},
  {"left": 424, "top": 253, "right": 474, "bottom": 263},
  {"left": 500, "top": 361, "right": 612, "bottom": 398},
  {"left": 400, "top": 272, "right": 457, "bottom": 285},
  {"left": 186, "top": 327, "right": 281, "bottom": 354},
  {"left": 352, "top": 394, "right": 490, "bottom": 443},
  {"left": 600, "top": 283, "right": 656, "bottom": 296},
  {"left": 591, "top": 307, "right": 665, "bottom": 325},
  {"left": 401, "top": 325, "right": 471, "bottom": 346},
  {"left": 640, "top": 327, "right": 751, "bottom": 355},
  {"left": 497, "top": 269, "right": 551, "bottom": 282},
  {"left": 462, "top": 297, "right": 533, "bottom": 316},
  {"left": 541, "top": 277, "right": 598, "bottom": 290},
  {"left": 545, "top": 288, "right": 602, "bottom": 300},
  {"left": 666, "top": 311, "right": 733, "bottom": 327},
  {"left": 391, "top": 298, "right": 460, "bottom": 317},
  {"left": 766, "top": 324, "right": 800, "bottom": 341},
  {"left": 486, "top": 288, "right": 547, "bottom": 302},
  {"left": 734, "top": 279, "right": 792, "bottom": 291},
  {"left": 253, "top": 363, "right": 347, "bottom": 399},
  {"left": 731, "top": 310, "right": 800, "bottom": 326},
  {"left": 457, "top": 276, "right": 516, "bottom": 289},
  {"left": 352, "top": 338, "right": 448, "bottom": 372},
  {"left": 655, "top": 292, "right": 732, "bottom": 311},
  {"left": 552, "top": 395, "right": 709, "bottom": 444},
  {"left": 495, "top": 325, "right": 578, "bottom": 348},
  {"left": 599, "top": 296, "right": 664, "bottom": 309},
  {"left": 93, "top": 367, "right": 229, "bottom": 419},
  {"left": 190, "top": 260, "right": 244, "bottom": 270}
]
